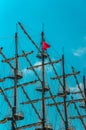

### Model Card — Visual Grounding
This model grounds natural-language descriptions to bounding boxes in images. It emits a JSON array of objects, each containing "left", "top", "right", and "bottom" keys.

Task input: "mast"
[
  {"left": 12, "top": 31, "right": 18, "bottom": 130},
  {"left": 83, "top": 75, "right": 86, "bottom": 106},
  {"left": 62, "top": 54, "right": 69, "bottom": 130},
  {"left": 14, "top": 31, "right": 18, "bottom": 112},
  {"left": 35, "top": 26, "right": 53, "bottom": 130},
  {"left": 41, "top": 30, "right": 46, "bottom": 129}
]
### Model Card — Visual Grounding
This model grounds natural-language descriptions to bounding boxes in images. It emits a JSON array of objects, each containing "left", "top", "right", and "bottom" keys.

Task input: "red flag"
[{"left": 42, "top": 41, "right": 50, "bottom": 50}]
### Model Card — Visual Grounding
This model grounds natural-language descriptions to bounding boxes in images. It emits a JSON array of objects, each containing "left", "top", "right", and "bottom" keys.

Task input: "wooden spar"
[
  {"left": 41, "top": 31, "right": 46, "bottom": 129},
  {"left": 21, "top": 87, "right": 42, "bottom": 120},
  {"left": 47, "top": 98, "right": 86, "bottom": 106},
  {"left": 51, "top": 71, "right": 80, "bottom": 80},
  {"left": 27, "top": 58, "right": 62, "bottom": 70},
  {"left": 21, "top": 96, "right": 85, "bottom": 105},
  {"left": 0, "top": 78, "right": 6, "bottom": 82},
  {"left": 15, "top": 122, "right": 42, "bottom": 130},
  {"left": 71, "top": 91, "right": 84, "bottom": 94},
  {"left": 0, "top": 47, "right": 3, "bottom": 52},
  {"left": 0, "top": 50, "right": 14, "bottom": 70},
  {"left": 2, "top": 51, "right": 33, "bottom": 62},
  {"left": 0, "top": 76, "right": 19, "bottom": 82},
  {"left": 20, "top": 95, "right": 58, "bottom": 104},
  {"left": 12, "top": 32, "right": 18, "bottom": 130},
  {"left": 71, "top": 96, "right": 86, "bottom": 129},
  {"left": 0, "top": 87, "right": 12, "bottom": 109},
  {"left": 0, "top": 80, "right": 38, "bottom": 93},
  {"left": 62, "top": 54, "right": 69, "bottom": 130},
  {"left": 18, "top": 22, "right": 41, "bottom": 53},
  {"left": 72, "top": 67, "right": 86, "bottom": 106},
  {"left": 14, "top": 32, "right": 18, "bottom": 111},
  {"left": 0, "top": 118, "right": 9, "bottom": 124},
  {"left": 0, "top": 117, "right": 14, "bottom": 124},
  {"left": 83, "top": 75, "right": 86, "bottom": 106},
  {"left": 69, "top": 115, "right": 86, "bottom": 119}
]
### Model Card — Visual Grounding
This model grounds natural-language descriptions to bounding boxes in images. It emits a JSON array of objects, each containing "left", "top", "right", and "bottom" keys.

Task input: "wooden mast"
[
  {"left": 62, "top": 54, "right": 69, "bottom": 130},
  {"left": 83, "top": 75, "right": 86, "bottom": 106},
  {"left": 41, "top": 30, "right": 46, "bottom": 129},
  {"left": 12, "top": 31, "right": 18, "bottom": 130},
  {"left": 14, "top": 31, "right": 18, "bottom": 113}
]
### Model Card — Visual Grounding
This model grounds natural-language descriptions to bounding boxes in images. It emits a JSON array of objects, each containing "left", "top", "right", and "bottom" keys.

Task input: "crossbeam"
[
  {"left": 47, "top": 98, "right": 86, "bottom": 106},
  {"left": 16, "top": 122, "right": 42, "bottom": 130},
  {"left": 27, "top": 59, "right": 62, "bottom": 70},
  {"left": 51, "top": 71, "right": 80, "bottom": 80},
  {"left": 2, "top": 51, "right": 33, "bottom": 63},
  {"left": 69, "top": 115, "right": 86, "bottom": 119},
  {"left": 0, "top": 80, "right": 38, "bottom": 93}
]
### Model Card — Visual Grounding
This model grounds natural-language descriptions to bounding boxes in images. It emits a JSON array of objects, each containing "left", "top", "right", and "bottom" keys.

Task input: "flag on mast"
[{"left": 42, "top": 41, "right": 50, "bottom": 50}]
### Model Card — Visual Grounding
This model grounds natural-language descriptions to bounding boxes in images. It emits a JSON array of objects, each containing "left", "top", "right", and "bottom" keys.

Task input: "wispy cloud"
[
  {"left": 22, "top": 68, "right": 32, "bottom": 75},
  {"left": 33, "top": 60, "right": 53, "bottom": 72},
  {"left": 69, "top": 83, "right": 84, "bottom": 99},
  {"left": 70, "top": 83, "right": 83, "bottom": 92},
  {"left": 22, "top": 61, "right": 42, "bottom": 75},
  {"left": 34, "top": 61, "right": 42, "bottom": 69},
  {"left": 72, "top": 47, "right": 86, "bottom": 56},
  {"left": 22, "top": 60, "right": 53, "bottom": 75}
]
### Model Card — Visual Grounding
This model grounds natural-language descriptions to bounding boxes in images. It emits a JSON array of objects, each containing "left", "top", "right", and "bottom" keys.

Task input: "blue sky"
[
  {"left": 0, "top": 0, "right": 86, "bottom": 74},
  {"left": 0, "top": 0, "right": 86, "bottom": 130}
]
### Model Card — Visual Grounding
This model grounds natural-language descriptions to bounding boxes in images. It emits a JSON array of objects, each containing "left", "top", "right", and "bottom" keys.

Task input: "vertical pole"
[
  {"left": 14, "top": 32, "right": 18, "bottom": 113},
  {"left": 41, "top": 31, "right": 45, "bottom": 129},
  {"left": 62, "top": 54, "right": 68, "bottom": 130},
  {"left": 12, "top": 32, "right": 18, "bottom": 130},
  {"left": 83, "top": 75, "right": 86, "bottom": 106}
]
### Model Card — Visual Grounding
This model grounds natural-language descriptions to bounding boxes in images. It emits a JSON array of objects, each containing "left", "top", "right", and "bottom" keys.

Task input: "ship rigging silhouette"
[{"left": 0, "top": 22, "right": 86, "bottom": 130}]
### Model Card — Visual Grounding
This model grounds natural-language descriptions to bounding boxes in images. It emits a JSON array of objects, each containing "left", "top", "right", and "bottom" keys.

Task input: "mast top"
[
  {"left": 16, "top": 23, "right": 18, "bottom": 33},
  {"left": 41, "top": 23, "right": 45, "bottom": 41}
]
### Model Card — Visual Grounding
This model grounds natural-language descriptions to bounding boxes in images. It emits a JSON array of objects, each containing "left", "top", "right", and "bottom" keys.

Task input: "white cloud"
[
  {"left": 72, "top": 47, "right": 86, "bottom": 56},
  {"left": 21, "top": 61, "right": 42, "bottom": 75},
  {"left": 69, "top": 83, "right": 85, "bottom": 100},
  {"left": 69, "top": 83, "right": 84, "bottom": 92},
  {"left": 22, "top": 68, "right": 32, "bottom": 75},
  {"left": 34, "top": 60, "right": 53, "bottom": 72},
  {"left": 22, "top": 60, "right": 53, "bottom": 75},
  {"left": 34, "top": 61, "right": 42, "bottom": 69}
]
